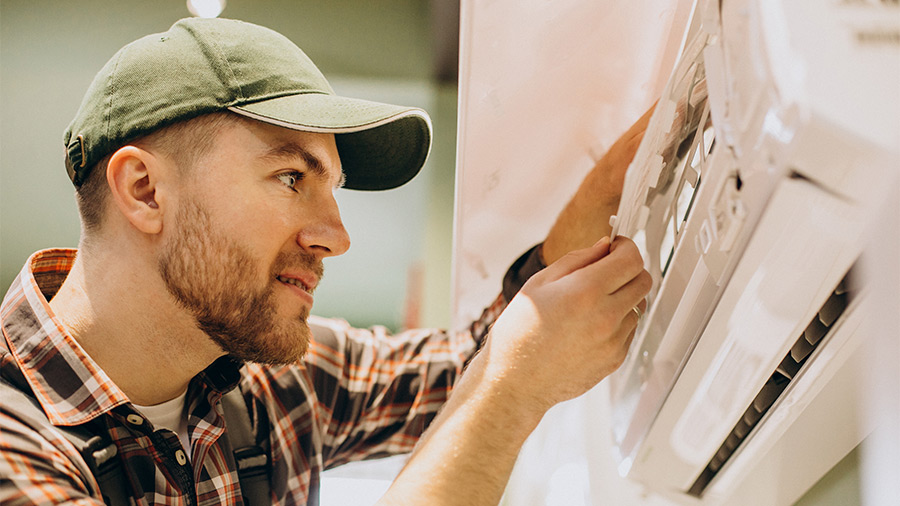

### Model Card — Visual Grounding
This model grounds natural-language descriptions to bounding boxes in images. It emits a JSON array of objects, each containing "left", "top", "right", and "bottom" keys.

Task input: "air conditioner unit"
[{"left": 607, "top": 0, "right": 899, "bottom": 502}]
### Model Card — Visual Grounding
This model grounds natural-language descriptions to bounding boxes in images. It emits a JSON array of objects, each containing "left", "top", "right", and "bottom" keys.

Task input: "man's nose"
[{"left": 296, "top": 195, "right": 350, "bottom": 257}]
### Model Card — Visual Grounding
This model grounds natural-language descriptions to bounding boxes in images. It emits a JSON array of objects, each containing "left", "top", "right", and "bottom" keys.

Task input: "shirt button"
[
  {"left": 175, "top": 449, "right": 188, "bottom": 466},
  {"left": 126, "top": 414, "right": 144, "bottom": 425}
]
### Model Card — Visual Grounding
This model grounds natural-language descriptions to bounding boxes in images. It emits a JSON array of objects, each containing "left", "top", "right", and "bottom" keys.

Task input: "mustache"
[{"left": 272, "top": 249, "right": 324, "bottom": 287}]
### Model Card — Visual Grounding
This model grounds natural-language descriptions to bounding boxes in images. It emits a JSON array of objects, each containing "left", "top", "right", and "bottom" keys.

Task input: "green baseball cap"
[{"left": 64, "top": 17, "right": 432, "bottom": 191}]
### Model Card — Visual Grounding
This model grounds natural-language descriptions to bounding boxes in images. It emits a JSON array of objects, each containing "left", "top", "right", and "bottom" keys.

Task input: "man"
[{"left": 0, "top": 17, "right": 651, "bottom": 506}]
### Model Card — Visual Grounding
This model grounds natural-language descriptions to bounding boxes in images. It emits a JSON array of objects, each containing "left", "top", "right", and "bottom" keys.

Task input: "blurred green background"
[{"left": 0, "top": 0, "right": 460, "bottom": 332}]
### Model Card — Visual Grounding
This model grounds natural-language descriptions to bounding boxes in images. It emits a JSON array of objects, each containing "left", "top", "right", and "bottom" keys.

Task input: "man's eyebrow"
[{"left": 260, "top": 142, "right": 346, "bottom": 188}]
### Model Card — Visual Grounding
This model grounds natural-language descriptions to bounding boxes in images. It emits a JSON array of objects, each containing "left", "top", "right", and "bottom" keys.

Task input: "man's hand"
[
  {"left": 542, "top": 105, "right": 655, "bottom": 265},
  {"left": 380, "top": 237, "right": 650, "bottom": 506},
  {"left": 484, "top": 235, "right": 650, "bottom": 414}
]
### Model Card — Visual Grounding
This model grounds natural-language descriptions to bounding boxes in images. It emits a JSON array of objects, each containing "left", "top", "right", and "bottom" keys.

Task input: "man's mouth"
[{"left": 275, "top": 275, "right": 312, "bottom": 293}]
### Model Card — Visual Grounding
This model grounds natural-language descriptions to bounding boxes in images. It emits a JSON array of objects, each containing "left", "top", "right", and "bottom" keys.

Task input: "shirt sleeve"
[
  {"left": 303, "top": 319, "right": 477, "bottom": 468},
  {"left": 501, "top": 243, "right": 547, "bottom": 303}
]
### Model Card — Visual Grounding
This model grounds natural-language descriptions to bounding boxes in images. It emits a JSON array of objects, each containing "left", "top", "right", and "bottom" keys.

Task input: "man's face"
[{"left": 157, "top": 118, "right": 350, "bottom": 364}]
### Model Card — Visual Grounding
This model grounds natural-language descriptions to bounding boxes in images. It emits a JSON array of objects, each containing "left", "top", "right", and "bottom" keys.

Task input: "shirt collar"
[
  {"left": 1, "top": 249, "right": 246, "bottom": 426},
  {"left": 1, "top": 249, "right": 131, "bottom": 425}
]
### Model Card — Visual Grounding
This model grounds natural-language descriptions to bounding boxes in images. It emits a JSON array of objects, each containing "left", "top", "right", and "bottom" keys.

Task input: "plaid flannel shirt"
[{"left": 0, "top": 248, "right": 531, "bottom": 506}]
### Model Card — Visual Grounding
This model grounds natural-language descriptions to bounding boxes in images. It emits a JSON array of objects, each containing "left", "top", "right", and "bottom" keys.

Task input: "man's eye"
[{"left": 276, "top": 171, "right": 304, "bottom": 191}]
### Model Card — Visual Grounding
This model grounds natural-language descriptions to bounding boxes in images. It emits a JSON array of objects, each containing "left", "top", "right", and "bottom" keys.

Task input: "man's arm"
[
  {"left": 378, "top": 108, "right": 655, "bottom": 504},
  {"left": 379, "top": 236, "right": 651, "bottom": 505},
  {"left": 542, "top": 105, "right": 654, "bottom": 264}
]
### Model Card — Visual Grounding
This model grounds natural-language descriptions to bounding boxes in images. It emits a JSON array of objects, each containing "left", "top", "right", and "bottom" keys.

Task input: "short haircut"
[{"left": 74, "top": 112, "right": 245, "bottom": 234}]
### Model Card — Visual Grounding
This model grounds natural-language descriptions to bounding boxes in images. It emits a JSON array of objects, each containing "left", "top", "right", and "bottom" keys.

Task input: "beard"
[{"left": 157, "top": 200, "right": 323, "bottom": 364}]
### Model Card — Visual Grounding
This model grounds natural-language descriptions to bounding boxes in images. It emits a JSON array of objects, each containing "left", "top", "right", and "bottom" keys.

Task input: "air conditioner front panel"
[
  {"left": 608, "top": 0, "right": 898, "bottom": 499},
  {"left": 626, "top": 176, "right": 865, "bottom": 492}
]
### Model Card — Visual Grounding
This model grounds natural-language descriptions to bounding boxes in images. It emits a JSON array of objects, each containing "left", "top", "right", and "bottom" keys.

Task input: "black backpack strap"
[
  {"left": 0, "top": 378, "right": 130, "bottom": 505},
  {"left": 220, "top": 386, "right": 271, "bottom": 506}
]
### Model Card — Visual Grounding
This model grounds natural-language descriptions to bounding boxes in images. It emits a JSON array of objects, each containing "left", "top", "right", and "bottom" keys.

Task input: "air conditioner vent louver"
[{"left": 687, "top": 271, "right": 854, "bottom": 497}]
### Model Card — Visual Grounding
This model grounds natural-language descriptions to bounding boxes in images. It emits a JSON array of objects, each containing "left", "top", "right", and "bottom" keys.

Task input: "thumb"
[{"left": 540, "top": 237, "right": 611, "bottom": 282}]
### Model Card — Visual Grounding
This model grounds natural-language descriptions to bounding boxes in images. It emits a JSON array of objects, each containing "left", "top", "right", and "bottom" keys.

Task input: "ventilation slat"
[
  {"left": 777, "top": 354, "right": 801, "bottom": 379},
  {"left": 791, "top": 337, "right": 815, "bottom": 362},
  {"left": 804, "top": 318, "right": 828, "bottom": 346},
  {"left": 753, "top": 374, "right": 788, "bottom": 412},
  {"left": 819, "top": 292, "right": 848, "bottom": 326}
]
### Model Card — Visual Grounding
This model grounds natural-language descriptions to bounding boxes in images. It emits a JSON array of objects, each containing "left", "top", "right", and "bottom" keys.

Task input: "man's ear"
[{"left": 106, "top": 146, "right": 166, "bottom": 235}]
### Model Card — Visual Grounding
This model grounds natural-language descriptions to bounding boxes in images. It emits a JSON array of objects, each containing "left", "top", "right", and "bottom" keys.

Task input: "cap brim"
[{"left": 229, "top": 93, "right": 432, "bottom": 191}]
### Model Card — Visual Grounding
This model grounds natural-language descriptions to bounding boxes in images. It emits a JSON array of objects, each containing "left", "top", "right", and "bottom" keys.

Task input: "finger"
[
  {"left": 608, "top": 235, "right": 633, "bottom": 253},
  {"left": 623, "top": 297, "right": 648, "bottom": 329},
  {"left": 623, "top": 296, "right": 648, "bottom": 322},
  {"left": 540, "top": 237, "right": 611, "bottom": 282},
  {"left": 624, "top": 323, "right": 638, "bottom": 350},
  {"left": 607, "top": 318, "right": 640, "bottom": 374},
  {"left": 617, "top": 295, "right": 648, "bottom": 341},
  {"left": 622, "top": 325, "right": 638, "bottom": 359},
  {"left": 588, "top": 237, "right": 645, "bottom": 294},
  {"left": 610, "top": 269, "right": 653, "bottom": 315}
]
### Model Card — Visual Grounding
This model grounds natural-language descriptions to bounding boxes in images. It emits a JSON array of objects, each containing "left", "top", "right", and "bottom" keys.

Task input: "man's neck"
[{"left": 48, "top": 246, "right": 224, "bottom": 405}]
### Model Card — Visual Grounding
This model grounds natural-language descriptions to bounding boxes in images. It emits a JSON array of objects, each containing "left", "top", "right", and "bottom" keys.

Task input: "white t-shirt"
[{"left": 134, "top": 390, "right": 190, "bottom": 460}]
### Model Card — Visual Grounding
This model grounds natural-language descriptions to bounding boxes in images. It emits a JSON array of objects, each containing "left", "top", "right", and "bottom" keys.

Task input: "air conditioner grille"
[{"left": 686, "top": 271, "right": 854, "bottom": 497}]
